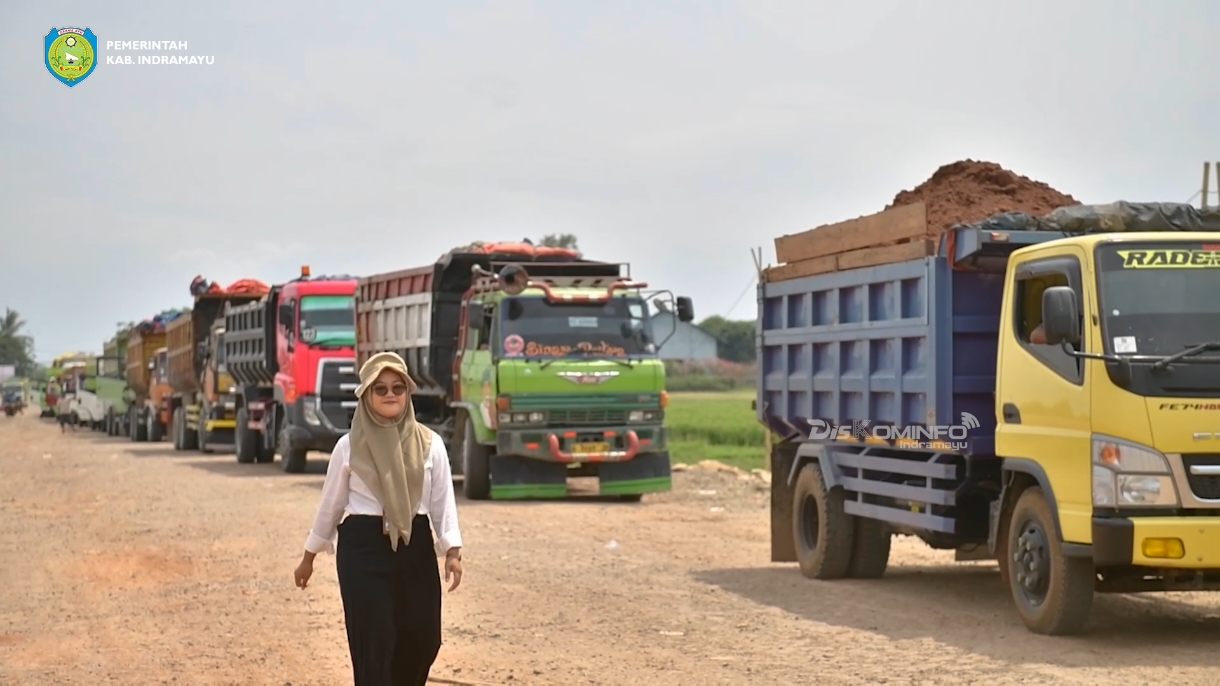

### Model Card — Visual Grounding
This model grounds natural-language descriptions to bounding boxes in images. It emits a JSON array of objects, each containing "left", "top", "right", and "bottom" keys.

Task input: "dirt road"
[{"left": 4, "top": 415, "right": 1220, "bottom": 684}]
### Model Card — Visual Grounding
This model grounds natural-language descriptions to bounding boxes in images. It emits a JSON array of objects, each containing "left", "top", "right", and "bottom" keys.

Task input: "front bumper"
[
  {"left": 1094, "top": 516, "right": 1220, "bottom": 568},
  {"left": 488, "top": 450, "right": 673, "bottom": 499},
  {"left": 285, "top": 395, "right": 349, "bottom": 453},
  {"left": 496, "top": 424, "right": 667, "bottom": 462}
]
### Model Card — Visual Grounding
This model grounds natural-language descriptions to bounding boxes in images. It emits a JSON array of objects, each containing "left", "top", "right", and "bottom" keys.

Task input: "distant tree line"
[
  {"left": 0, "top": 308, "right": 40, "bottom": 378},
  {"left": 697, "top": 316, "right": 755, "bottom": 364}
]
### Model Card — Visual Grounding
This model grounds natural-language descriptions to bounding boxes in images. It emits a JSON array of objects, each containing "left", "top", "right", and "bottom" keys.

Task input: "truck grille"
[
  {"left": 318, "top": 360, "right": 358, "bottom": 430},
  {"left": 1181, "top": 454, "right": 1220, "bottom": 500},
  {"left": 319, "top": 360, "right": 359, "bottom": 401},
  {"left": 320, "top": 399, "right": 355, "bottom": 431},
  {"left": 547, "top": 408, "right": 627, "bottom": 426}
]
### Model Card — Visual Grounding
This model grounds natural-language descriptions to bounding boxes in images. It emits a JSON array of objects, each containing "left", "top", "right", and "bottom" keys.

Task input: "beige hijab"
[{"left": 348, "top": 352, "right": 432, "bottom": 551}]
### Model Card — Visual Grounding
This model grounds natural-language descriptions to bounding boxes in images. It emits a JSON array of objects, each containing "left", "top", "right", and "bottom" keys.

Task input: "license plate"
[{"left": 572, "top": 441, "right": 609, "bottom": 454}]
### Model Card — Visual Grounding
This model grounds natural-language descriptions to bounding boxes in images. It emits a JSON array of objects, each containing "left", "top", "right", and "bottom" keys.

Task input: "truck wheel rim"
[
  {"left": 1014, "top": 518, "right": 1050, "bottom": 605},
  {"left": 798, "top": 494, "right": 820, "bottom": 551}
]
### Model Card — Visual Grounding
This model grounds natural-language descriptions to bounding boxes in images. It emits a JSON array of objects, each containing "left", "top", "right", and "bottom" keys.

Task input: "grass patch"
[{"left": 665, "top": 390, "right": 767, "bottom": 471}]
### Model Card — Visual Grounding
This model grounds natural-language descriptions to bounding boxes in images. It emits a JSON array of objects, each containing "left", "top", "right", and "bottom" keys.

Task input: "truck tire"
[
  {"left": 847, "top": 517, "right": 892, "bottom": 579},
  {"left": 196, "top": 402, "right": 210, "bottom": 453},
  {"left": 182, "top": 408, "right": 199, "bottom": 450},
  {"left": 134, "top": 411, "right": 149, "bottom": 442},
  {"left": 462, "top": 416, "right": 491, "bottom": 500},
  {"left": 173, "top": 407, "right": 196, "bottom": 450},
  {"left": 1006, "top": 487, "right": 1095, "bottom": 635},
  {"left": 148, "top": 410, "right": 163, "bottom": 443},
  {"left": 792, "top": 463, "right": 854, "bottom": 580},
  {"left": 255, "top": 429, "right": 274, "bottom": 464},
  {"left": 279, "top": 421, "right": 308, "bottom": 473},
  {"left": 171, "top": 408, "right": 183, "bottom": 449},
  {"left": 235, "top": 408, "right": 257, "bottom": 464}
]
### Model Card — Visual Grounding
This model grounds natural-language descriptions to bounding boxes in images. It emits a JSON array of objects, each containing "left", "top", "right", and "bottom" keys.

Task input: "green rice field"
[{"left": 665, "top": 390, "right": 767, "bottom": 470}]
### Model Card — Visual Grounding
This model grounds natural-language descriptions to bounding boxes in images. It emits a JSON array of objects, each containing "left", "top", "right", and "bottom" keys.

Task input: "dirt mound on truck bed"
[{"left": 888, "top": 159, "right": 1080, "bottom": 235}]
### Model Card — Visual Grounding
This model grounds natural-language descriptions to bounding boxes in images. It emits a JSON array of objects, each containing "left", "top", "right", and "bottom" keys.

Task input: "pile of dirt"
[{"left": 888, "top": 160, "right": 1080, "bottom": 235}]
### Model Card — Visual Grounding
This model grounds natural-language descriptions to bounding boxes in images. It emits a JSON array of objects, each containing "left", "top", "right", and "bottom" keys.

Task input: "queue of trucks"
[
  {"left": 61, "top": 243, "right": 694, "bottom": 501},
  {"left": 31, "top": 199, "right": 1220, "bottom": 637}
]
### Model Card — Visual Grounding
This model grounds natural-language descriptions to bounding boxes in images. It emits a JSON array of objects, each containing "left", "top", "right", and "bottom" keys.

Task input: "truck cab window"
[
  {"left": 477, "top": 309, "right": 492, "bottom": 349},
  {"left": 1012, "top": 262, "right": 1083, "bottom": 384},
  {"left": 466, "top": 305, "right": 491, "bottom": 350}
]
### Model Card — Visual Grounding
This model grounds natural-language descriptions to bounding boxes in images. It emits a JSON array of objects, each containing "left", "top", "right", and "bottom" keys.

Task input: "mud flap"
[
  {"left": 598, "top": 452, "right": 672, "bottom": 495},
  {"left": 771, "top": 443, "right": 798, "bottom": 562},
  {"left": 489, "top": 455, "right": 568, "bottom": 499}
]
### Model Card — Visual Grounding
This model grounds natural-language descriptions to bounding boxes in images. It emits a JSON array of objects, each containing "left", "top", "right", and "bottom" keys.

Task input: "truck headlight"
[
  {"left": 628, "top": 410, "right": 660, "bottom": 422},
  {"left": 528, "top": 411, "right": 545, "bottom": 424},
  {"left": 303, "top": 401, "right": 321, "bottom": 426},
  {"left": 512, "top": 412, "right": 529, "bottom": 424},
  {"left": 498, "top": 412, "right": 511, "bottom": 425},
  {"left": 1091, "top": 435, "right": 1178, "bottom": 507}
]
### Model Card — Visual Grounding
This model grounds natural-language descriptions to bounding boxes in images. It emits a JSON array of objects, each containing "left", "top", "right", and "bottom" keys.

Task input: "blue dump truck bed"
[
  {"left": 758, "top": 226, "right": 1059, "bottom": 458},
  {"left": 759, "top": 221, "right": 1060, "bottom": 543}
]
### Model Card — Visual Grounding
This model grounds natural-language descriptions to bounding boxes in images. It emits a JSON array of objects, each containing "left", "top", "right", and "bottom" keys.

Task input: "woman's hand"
[
  {"left": 294, "top": 552, "right": 316, "bottom": 589},
  {"left": 445, "top": 549, "right": 463, "bottom": 592}
]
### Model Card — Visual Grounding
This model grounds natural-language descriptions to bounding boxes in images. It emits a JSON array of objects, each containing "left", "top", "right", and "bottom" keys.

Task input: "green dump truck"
[
  {"left": 99, "top": 333, "right": 131, "bottom": 435},
  {"left": 355, "top": 243, "right": 695, "bottom": 500}
]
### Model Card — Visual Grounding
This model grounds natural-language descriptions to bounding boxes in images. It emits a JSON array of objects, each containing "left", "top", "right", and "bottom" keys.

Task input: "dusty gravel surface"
[{"left": 4, "top": 414, "right": 1220, "bottom": 685}]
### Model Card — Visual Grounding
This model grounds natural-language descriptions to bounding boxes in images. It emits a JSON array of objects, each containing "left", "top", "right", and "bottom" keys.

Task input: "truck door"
[
  {"left": 995, "top": 247, "right": 1093, "bottom": 543},
  {"left": 458, "top": 301, "right": 495, "bottom": 433}
]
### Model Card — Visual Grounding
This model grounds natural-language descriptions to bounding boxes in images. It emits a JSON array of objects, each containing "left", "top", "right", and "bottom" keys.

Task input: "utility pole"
[{"left": 1204, "top": 162, "right": 1212, "bottom": 208}]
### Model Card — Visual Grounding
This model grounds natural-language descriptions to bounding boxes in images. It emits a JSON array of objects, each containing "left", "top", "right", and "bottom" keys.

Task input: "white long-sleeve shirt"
[{"left": 304, "top": 430, "right": 463, "bottom": 557}]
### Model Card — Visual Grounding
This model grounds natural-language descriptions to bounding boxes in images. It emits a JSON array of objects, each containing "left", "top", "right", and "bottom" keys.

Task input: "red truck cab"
[{"left": 225, "top": 266, "right": 359, "bottom": 472}]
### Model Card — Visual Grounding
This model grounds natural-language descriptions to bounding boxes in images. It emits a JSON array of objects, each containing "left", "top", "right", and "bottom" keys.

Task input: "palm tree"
[{"left": 0, "top": 308, "right": 36, "bottom": 376}]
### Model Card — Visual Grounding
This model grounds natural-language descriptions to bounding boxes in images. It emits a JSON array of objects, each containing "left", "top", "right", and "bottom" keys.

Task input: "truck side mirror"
[
  {"left": 467, "top": 302, "right": 485, "bottom": 331},
  {"left": 1041, "top": 286, "right": 1080, "bottom": 345},
  {"left": 675, "top": 296, "right": 695, "bottom": 323},
  {"left": 278, "top": 304, "right": 294, "bottom": 328}
]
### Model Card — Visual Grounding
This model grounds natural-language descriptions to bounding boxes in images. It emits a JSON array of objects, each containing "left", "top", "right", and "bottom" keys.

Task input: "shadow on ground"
[
  {"left": 694, "top": 564, "right": 1220, "bottom": 669},
  {"left": 180, "top": 455, "right": 329, "bottom": 477}
]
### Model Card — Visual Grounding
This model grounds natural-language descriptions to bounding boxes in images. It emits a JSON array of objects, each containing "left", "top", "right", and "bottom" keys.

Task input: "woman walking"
[{"left": 294, "top": 352, "right": 464, "bottom": 685}]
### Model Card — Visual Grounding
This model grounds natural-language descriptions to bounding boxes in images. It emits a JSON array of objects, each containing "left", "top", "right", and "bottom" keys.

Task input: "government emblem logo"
[{"left": 45, "top": 27, "right": 98, "bottom": 87}]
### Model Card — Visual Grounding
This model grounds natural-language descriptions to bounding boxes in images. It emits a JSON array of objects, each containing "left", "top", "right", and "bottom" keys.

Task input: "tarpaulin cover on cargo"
[{"left": 955, "top": 202, "right": 1220, "bottom": 235}]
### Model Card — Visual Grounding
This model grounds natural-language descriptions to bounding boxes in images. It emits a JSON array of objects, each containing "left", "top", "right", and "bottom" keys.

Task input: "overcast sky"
[{"left": 1, "top": 1, "right": 1213, "bottom": 360}]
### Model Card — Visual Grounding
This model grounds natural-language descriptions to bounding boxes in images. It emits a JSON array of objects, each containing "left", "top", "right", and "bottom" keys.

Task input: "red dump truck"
[{"left": 223, "top": 266, "right": 359, "bottom": 472}]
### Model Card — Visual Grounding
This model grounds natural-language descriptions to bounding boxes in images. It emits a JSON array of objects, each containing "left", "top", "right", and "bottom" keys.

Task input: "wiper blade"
[{"left": 1151, "top": 341, "right": 1220, "bottom": 371}]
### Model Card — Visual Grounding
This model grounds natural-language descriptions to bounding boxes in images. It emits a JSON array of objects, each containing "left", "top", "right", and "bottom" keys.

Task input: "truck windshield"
[
  {"left": 299, "top": 295, "right": 355, "bottom": 347},
  {"left": 498, "top": 296, "right": 655, "bottom": 358},
  {"left": 1096, "top": 241, "right": 1220, "bottom": 356}
]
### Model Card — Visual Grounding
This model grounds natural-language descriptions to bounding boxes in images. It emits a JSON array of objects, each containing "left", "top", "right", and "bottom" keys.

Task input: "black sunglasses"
[{"left": 371, "top": 383, "right": 409, "bottom": 397}]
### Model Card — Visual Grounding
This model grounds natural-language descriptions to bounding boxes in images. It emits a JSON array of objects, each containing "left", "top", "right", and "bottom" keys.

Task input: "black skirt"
[{"left": 336, "top": 514, "right": 442, "bottom": 686}]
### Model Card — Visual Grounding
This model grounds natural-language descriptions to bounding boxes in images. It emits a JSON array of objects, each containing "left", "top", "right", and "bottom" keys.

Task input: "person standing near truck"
[
  {"left": 293, "top": 352, "right": 464, "bottom": 685},
  {"left": 56, "top": 393, "right": 74, "bottom": 431}
]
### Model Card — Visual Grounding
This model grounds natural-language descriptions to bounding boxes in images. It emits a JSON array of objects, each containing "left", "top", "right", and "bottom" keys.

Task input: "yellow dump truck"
[{"left": 762, "top": 201, "right": 1220, "bottom": 635}]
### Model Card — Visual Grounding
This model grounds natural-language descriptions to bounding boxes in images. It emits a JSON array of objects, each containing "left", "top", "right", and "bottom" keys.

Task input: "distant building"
[{"left": 649, "top": 310, "right": 718, "bottom": 361}]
